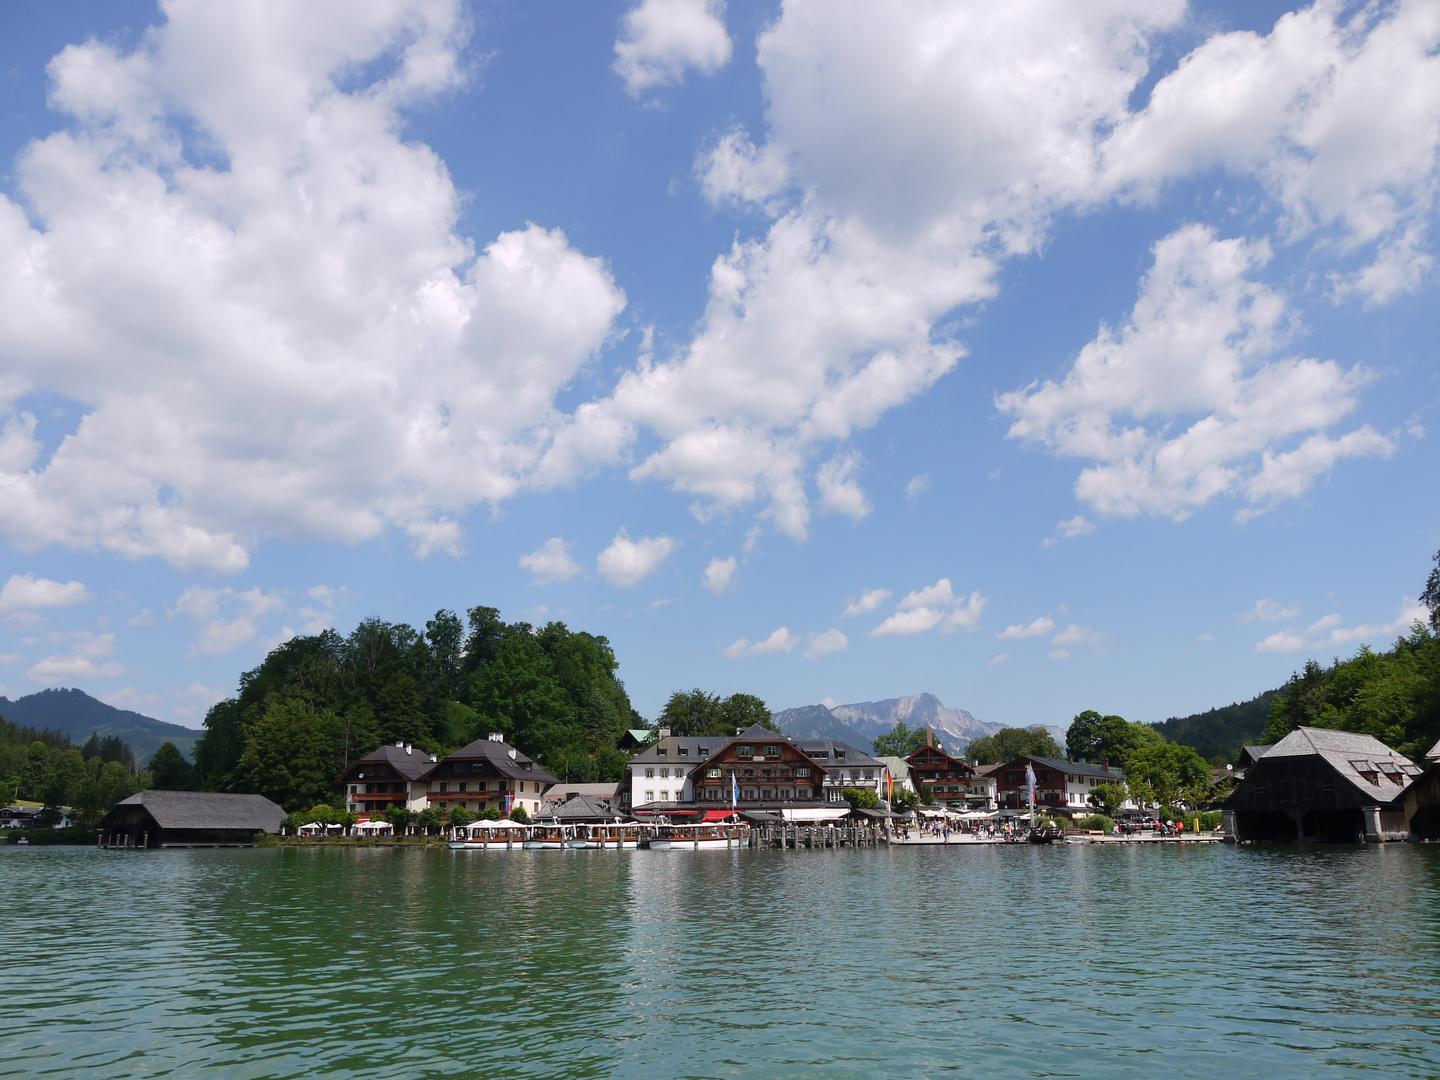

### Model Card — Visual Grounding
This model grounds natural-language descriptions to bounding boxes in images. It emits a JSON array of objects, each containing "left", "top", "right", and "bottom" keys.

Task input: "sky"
[{"left": 0, "top": 0, "right": 1436, "bottom": 734}]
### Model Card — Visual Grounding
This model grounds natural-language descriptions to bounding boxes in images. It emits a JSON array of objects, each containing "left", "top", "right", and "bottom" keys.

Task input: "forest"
[{"left": 0, "top": 719, "right": 146, "bottom": 824}]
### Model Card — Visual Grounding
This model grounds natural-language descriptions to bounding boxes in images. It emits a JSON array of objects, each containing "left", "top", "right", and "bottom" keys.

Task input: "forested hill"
[
  {"left": 1153, "top": 691, "right": 1279, "bottom": 764},
  {"left": 0, "top": 688, "right": 200, "bottom": 765}
]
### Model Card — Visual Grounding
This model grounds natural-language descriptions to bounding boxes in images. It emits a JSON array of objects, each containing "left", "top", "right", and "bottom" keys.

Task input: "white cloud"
[
  {"left": 998, "top": 616, "right": 1055, "bottom": 640},
  {"left": 1256, "top": 630, "right": 1306, "bottom": 653},
  {"left": 724, "top": 626, "right": 800, "bottom": 658},
  {"left": 597, "top": 529, "right": 678, "bottom": 587},
  {"left": 1000, "top": 226, "right": 1393, "bottom": 521},
  {"left": 804, "top": 628, "right": 847, "bottom": 660},
  {"left": 28, "top": 630, "right": 124, "bottom": 682},
  {"left": 989, "top": 653, "right": 1009, "bottom": 666},
  {"left": 1049, "top": 649, "right": 1072, "bottom": 660},
  {"left": 1309, "top": 599, "right": 1428, "bottom": 649},
  {"left": 1043, "top": 516, "right": 1095, "bottom": 547},
  {"left": 519, "top": 537, "right": 583, "bottom": 586},
  {"left": 905, "top": 474, "right": 931, "bottom": 502},
  {"left": 171, "top": 585, "right": 286, "bottom": 657},
  {"left": 1100, "top": 0, "right": 1440, "bottom": 305},
  {"left": 842, "top": 588, "right": 891, "bottom": 619},
  {"left": 0, "top": 3, "right": 626, "bottom": 572},
  {"left": 1243, "top": 599, "right": 1301, "bottom": 623},
  {"left": 871, "top": 577, "right": 987, "bottom": 637},
  {"left": 1053, "top": 623, "right": 1107, "bottom": 648},
  {"left": 0, "top": 573, "right": 90, "bottom": 613},
  {"left": 702, "top": 555, "right": 737, "bottom": 594},
  {"left": 816, "top": 451, "right": 871, "bottom": 521},
  {"left": 1195, "top": 633, "right": 1215, "bottom": 643},
  {"left": 0, "top": 654, "right": 24, "bottom": 666},
  {"left": 296, "top": 584, "right": 349, "bottom": 636},
  {"left": 614, "top": 0, "right": 732, "bottom": 97}
]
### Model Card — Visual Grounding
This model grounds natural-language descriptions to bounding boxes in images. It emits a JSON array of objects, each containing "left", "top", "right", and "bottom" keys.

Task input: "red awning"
[{"left": 701, "top": 809, "right": 738, "bottom": 822}]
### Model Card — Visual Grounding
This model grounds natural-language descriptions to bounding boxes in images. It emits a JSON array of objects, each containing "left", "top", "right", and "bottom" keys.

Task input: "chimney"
[
  {"left": 395, "top": 740, "right": 404, "bottom": 749},
  {"left": 1102, "top": 758, "right": 1109, "bottom": 772},
  {"left": 428, "top": 754, "right": 438, "bottom": 762},
  {"left": 926, "top": 726, "right": 933, "bottom": 748},
  {"left": 508, "top": 749, "right": 517, "bottom": 760},
  {"left": 736, "top": 727, "right": 743, "bottom": 736},
  {"left": 488, "top": 732, "right": 505, "bottom": 742},
  {"left": 658, "top": 726, "right": 671, "bottom": 739},
  {"left": 405, "top": 744, "right": 413, "bottom": 755}
]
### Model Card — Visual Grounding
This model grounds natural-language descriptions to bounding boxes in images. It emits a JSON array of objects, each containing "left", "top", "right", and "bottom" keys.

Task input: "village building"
[
  {"left": 906, "top": 745, "right": 985, "bottom": 809},
  {"left": 539, "top": 781, "right": 625, "bottom": 816},
  {"left": 99, "top": 790, "right": 284, "bottom": 848},
  {"left": 1403, "top": 738, "right": 1440, "bottom": 841},
  {"left": 536, "top": 792, "right": 624, "bottom": 825},
  {"left": 874, "top": 755, "right": 918, "bottom": 800},
  {"left": 994, "top": 755, "right": 1124, "bottom": 818},
  {"left": 1224, "top": 726, "right": 1420, "bottom": 842},
  {"left": 418, "top": 733, "right": 559, "bottom": 818},
  {"left": 795, "top": 740, "right": 885, "bottom": 804},
  {"left": 618, "top": 728, "right": 654, "bottom": 752},
  {"left": 626, "top": 724, "right": 849, "bottom": 822},
  {"left": 336, "top": 742, "right": 437, "bottom": 815}
]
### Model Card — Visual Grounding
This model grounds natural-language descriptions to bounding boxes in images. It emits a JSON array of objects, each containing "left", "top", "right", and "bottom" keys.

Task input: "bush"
[
  {"left": 510, "top": 805, "right": 530, "bottom": 824},
  {"left": 1078, "top": 814, "right": 1115, "bottom": 832},
  {"left": 448, "top": 807, "right": 473, "bottom": 828},
  {"left": 1196, "top": 811, "right": 1223, "bottom": 830}
]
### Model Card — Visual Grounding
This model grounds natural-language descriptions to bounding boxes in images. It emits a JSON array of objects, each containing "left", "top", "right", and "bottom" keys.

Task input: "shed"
[
  {"left": 100, "top": 790, "right": 285, "bottom": 848},
  {"left": 1224, "top": 727, "right": 1419, "bottom": 843},
  {"left": 1403, "top": 738, "right": 1440, "bottom": 840},
  {"left": 539, "top": 793, "right": 623, "bottom": 823}
]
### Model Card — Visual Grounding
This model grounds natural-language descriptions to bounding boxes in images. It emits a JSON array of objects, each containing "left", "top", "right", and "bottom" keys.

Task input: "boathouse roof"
[
  {"left": 1262, "top": 727, "right": 1421, "bottom": 802},
  {"left": 109, "top": 790, "right": 285, "bottom": 832},
  {"left": 1238, "top": 745, "right": 1273, "bottom": 768},
  {"left": 1427, "top": 738, "right": 1440, "bottom": 762}
]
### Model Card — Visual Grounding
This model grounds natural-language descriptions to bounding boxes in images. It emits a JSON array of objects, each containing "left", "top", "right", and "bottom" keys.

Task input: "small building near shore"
[
  {"left": 418, "top": 733, "right": 559, "bottom": 819},
  {"left": 539, "top": 782, "right": 625, "bottom": 816},
  {"left": 100, "top": 790, "right": 285, "bottom": 848},
  {"left": 1402, "top": 738, "right": 1440, "bottom": 841},
  {"left": 1224, "top": 726, "right": 1420, "bottom": 843},
  {"left": 336, "top": 741, "right": 438, "bottom": 816},
  {"left": 993, "top": 755, "right": 1125, "bottom": 818}
]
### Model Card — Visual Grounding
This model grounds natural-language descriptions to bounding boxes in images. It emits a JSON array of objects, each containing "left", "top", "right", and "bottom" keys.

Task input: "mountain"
[
  {"left": 774, "top": 704, "right": 879, "bottom": 751},
  {"left": 0, "top": 687, "right": 202, "bottom": 765},
  {"left": 1151, "top": 690, "right": 1279, "bottom": 763},
  {"left": 775, "top": 693, "right": 1001, "bottom": 754}
]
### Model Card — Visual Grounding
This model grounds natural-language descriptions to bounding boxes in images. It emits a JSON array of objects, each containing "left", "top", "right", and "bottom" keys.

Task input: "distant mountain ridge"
[
  {"left": 0, "top": 687, "right": 202, "bottom": 764},
  {"left": 775, "top": 692, "right": 1001, "bottom": 753}
]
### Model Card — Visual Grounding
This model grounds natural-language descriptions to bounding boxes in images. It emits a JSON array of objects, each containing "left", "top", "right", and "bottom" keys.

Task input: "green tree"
[
  {"left": 1124, "top": 744, "right": 1211, "bottom": 808},
  {"left": 658, "top": 689, "right": 723, "bottom": 737},
  {"left": 449, "top": 806, "right": 474, "bottom": 828},
  {"left": 383, "top": 805, "right": 416, "bottom": 832},
  {"left": 871, "top": 721, "right": 927, "bottom": 758},
  {"left": 1066, "top": 711, "right": 1164, "bottom": 763},
  {"left": 966, "top": 726, "right": 1064, "bottom": 764},
  {"left": 471, "top": 632, "right": 571, "bottom": 761},
  {"left": 889, "top": 788, "right": 920, "bottom": 813},
  {"left": 1422, "top": 547, "right": 1440, "bottom": 631},
  {"left": 235, "top": 699, "right": 341, "bottom": 811},
  {"left": 721, "top": 693, "right": 776, "bottom": 733},
  {"left": 840, "top": 787, "right": 879, "bottom": 809},
  {"left": 417, "top": 807, "right": 445, "bottom": 834},
  {"left": 148, "top": 742, "right": 196, "bottom": 790},
  {"left": 510, "top": 805, "right": 530, "bottom": 824},
  {"left": 1087, "top": 781, "right": 1129, "bottom": 818}
]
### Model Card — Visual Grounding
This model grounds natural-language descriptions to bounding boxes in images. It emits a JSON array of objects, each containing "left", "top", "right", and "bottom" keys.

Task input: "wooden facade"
[
  {"left": 689, "top": 732, "right": 825, "bottom": 806},
  {"left": 906, "top": 745, "right": 976, "bottom": 806}
]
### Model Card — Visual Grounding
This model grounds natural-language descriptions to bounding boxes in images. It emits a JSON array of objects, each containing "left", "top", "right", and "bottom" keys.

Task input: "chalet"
[
  {"left": 627, "top": 724, "right": 848, "bottom": 822},
  {"left": 994, "top": 755, "right": 1124, "bottom": 817},
  {"left": 100, "top": 790, "right": 284, "bottom": 848},
  {"left": 419, "top": 733, "right": 559, "bottom": 819},
  {"left": 907, "top": 745, "right": 981, "bottom": 809},
  {"left": 1403, "top": 738, "right": 1440, "bottom": 841},
  {"left": 795, "top": 740, "right": 885, "bottom": 804},
  {"left": 336, "top": 741, "right": 437, "bottom": 815},
  {"left": 1224, "top": 726, "right": 1420, "bottom": 843}
]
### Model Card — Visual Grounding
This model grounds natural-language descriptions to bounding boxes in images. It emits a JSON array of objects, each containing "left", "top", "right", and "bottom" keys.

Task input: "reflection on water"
[{"left": 3, "top": 843, "right": 1439, "bottom": 1079}]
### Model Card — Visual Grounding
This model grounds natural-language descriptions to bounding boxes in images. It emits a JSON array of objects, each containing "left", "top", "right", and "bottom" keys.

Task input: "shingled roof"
[
  {"left": 111, "top": 790, "right": 285, "bottom": 831},
  {"left": 420, "top": 736, "right": 560, "bottom": 786},
  {"left": 1265, "top": 726, "right": 1422, "bottom": 802},
  {"left": 347, "top": 742, "right": 436, "bottom": 782}
]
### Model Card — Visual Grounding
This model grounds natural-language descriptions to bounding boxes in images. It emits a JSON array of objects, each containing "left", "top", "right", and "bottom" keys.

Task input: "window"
[
  {"left": 458, "top": 782, "right": 467, "bottom": 792},
  {"left": 661, "top": 791, "right": 671, "bottom": 803},
  {"left": 657, "top": 747, "right": 667, "bottom": 757},
  {"left": 678, "top": 747, "right": 689, "bottom": 757},
  {"left": 761, "top": 789, "right": 773, "bottom": 799},
  {"left": 706, "top": 768, "right": 721, "bottom": 778},
  {"left": 645, "top": 790, "right": 655, "bottom": 803},
  {"left": 794, "top": 767, "right": 809, "bottom": 778},
  {"left": 736, "top": 745, "right": 753, "bottom": 757},
  {"left": 698, "top": 747, "right": 709, "bottom": 756},
  {"left": 645, "top": 768, "right": 655, "bottom": 778},
  {"left": 835, "top": 750, "right": 846, "bottom": 759},
  {"left": 781, "top": 788, "right": 793, "bottom": 799},
  {"left": 439, "top": 782, "right": 448, "bottom": 792},
  {"left": 864, "top": 770, "right": 874, "bottom": 780},
  {"left": 476, "top": 781, "right": 487, "bottom": 792},
  {"left": 764, "top": 744, "right": 781, "bottom": 756},
  {"left": 471, "top": 762, "right": 485, "bottom": 772},
  {"left": 743, "top": 767, "right": 756, "bottom": 777},
  {"left": 762, "top": 768, "right": 773, "bottom": 778},
  {"left": 660, "top": 768, "right": 670, "bottom": 779},
  {"left": 828, "top": 789, "right": 844, "bottom": 802},
  {"left": 743, "top": 788, "right": 756, "bottom": 799},
  {"left": 812, "top": 750, "right": 829, "bottom": 759},
  {"left": 349, "top": 785, "right": 357, "bottom": 794}
]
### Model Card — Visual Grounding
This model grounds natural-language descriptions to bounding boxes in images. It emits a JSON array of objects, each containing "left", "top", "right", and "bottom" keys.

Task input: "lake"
[{"left": 4, "top": 842, "right": 1439, "bottom": 1079}]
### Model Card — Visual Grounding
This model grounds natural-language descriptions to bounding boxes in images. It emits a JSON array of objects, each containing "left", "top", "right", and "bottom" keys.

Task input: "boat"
[
  {"left": 522, "top": 825, "right": 568, "bottom": 850},
  {"left": 447, "top": 819, "right": 532, "bottom": 850},
  {"left": 644, "top": 823, "right": 747, "bottom": 850}
]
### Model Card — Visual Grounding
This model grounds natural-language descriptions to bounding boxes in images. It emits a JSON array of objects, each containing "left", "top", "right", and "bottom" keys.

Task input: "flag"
[
  {"left": 1024, "top": 762, "right": 1036, "bottom": 795},
  {"left": 731, "top": 771, "right": 739, "bottom": 808},
  {"left": 504, "top": 792, "right": 513, "bottom": 816}
]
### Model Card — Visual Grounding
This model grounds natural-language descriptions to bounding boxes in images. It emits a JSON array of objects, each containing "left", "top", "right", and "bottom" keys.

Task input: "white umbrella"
[{"left": 355, "top": 819, "right": 392, "bottom": 831}]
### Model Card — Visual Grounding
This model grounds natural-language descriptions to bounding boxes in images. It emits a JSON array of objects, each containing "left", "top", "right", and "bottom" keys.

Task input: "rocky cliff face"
[{"left": 775, "top": 692, "right": 1000, "bottom": 752}]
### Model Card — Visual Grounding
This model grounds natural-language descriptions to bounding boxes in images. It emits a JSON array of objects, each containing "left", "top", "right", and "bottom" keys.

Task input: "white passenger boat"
[
  {"left": 643, "top": 823, "right": 746, "bottom": 850},
  {"left": 447, "top": 819, "right": 531, "bottom": 850}
]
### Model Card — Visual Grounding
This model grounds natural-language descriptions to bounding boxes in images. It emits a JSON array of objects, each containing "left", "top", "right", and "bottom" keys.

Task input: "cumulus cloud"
[
  {"left": 702, "top": 555, "right": 737, "bottom": 594},
  {"left": 989, "top": 653, "right": 1009, "bottom": 666},
  {"left": 597, "top": 529, "right": 677, "bottom": 587},
  {"left": 1000, "top": 226, "right": 1393, "bottom": 521},
  {"left": 871, "top": 577, "right": 986, "bottom": 637},
  {"left": 1243, "top": 598, "right": 1300, "bottom": 623},
  {"left": 998, "top": 616, "right": 1055, "bottom": 640},
  {"left": 1042, "top": 516, "right": 1094, "bottom": 547},
  {"left": 724, "top": 626, "right": 800, "bottom": 658},
  {"left": 0, "top": 573, "right": 90, "bottom": 612},
  {"left": 803, "top": 628, "right": 847, "bottom": 660},
  {"left": 171, "top": 585, "right": 286, "bottom": 657},
  {"left": 28, "top": 630, "right": 124, "bottom": 682},
  {"left": 1252, "top": 597, "right": 1426, "bottom": 654},
  {"left": 905, "top": 474, "right": 931, "bottom": 502},
  {"left": 297, "top": 584, "right": 349, "bottom": 636},
  {"left": 0, "top": 2, "right": 625, "bottom": 572},
  {"left": 519, "top": 537, "right": 582, "bottom": 585},
  {"left": 614, "top": 0, "right": 732, "bottom": 97},
  {"left": 1256, "top": 629, "right": 1306, "bottom": 654},
  {"left": 842, "top": 588, "right": 891, "bottom": 619},
  {"left": 816, "top": 451, "right": 871, "bottom": 521},
  {"left": 1053, "top": 624, "right": 1107, "bottom": 648}
]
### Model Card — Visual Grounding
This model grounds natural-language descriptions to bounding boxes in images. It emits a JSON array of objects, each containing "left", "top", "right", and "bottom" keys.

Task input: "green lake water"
[{"left": 4, "top": 843, "right": 1440, "bottom": 1079}]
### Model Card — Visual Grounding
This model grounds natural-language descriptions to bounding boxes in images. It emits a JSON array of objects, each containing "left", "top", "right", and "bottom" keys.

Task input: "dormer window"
[
  {"left": 834, "top": 750, "right": 845, "bottom": 759},
  {"left": 678, "top": 747, "right": 689, "bottom": 757},
  {"left": 657, "top": 748, "right": 668, "bottom": 757},
  {"left": 698, "top": 747, "right": 709, "bottom": 756}
]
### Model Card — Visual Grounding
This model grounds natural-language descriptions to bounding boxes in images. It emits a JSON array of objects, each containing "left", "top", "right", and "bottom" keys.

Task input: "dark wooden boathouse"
[
  {"left": 1403, "top": 738, "right": 1440, "bottom": 841},
  {"left": 100, "top": 790, "right": 285, "bottom": 848},
  {"left": 1225, "top": 727, "right": 1419, "bottom": 843}
]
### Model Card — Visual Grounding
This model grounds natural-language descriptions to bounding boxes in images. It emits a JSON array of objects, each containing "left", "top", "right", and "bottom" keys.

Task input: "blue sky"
[{"left": 0, "top": 0, "right": 1435, "bottom": 733}]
